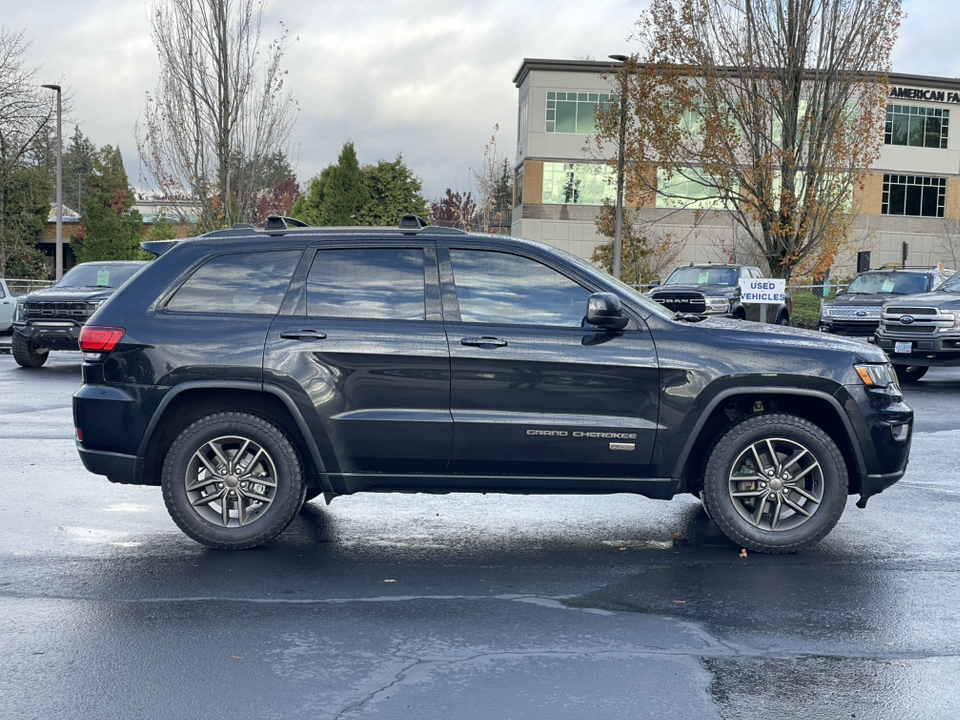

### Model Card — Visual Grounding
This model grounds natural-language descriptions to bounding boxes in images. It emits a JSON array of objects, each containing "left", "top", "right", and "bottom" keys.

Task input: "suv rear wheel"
[
  {"left": 701, "top": 413, "right": 847, "bottom": 553},
  {"left": 160, "top": 411, "right": 305, "bottom": 549},
  {"left": 12, "top": 332, "right": 48, "bottom": 368}
]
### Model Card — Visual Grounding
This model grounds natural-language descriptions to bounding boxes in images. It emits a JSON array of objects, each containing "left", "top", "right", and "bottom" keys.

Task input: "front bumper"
[
  {"left": 14, "top": 322, "right": 84, "bottom": 350},
  {"left": 820, "top": 319, "right": 879, "bottom": 337}
]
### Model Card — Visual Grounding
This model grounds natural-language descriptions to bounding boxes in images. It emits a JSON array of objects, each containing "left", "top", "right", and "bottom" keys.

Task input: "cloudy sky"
[{"left": 7, "top": 0, "right": 959, "bottom": 202}]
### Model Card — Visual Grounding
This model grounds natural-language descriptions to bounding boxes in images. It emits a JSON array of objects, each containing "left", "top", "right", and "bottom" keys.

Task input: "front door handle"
[
  {"left": 280, "top": 330, "right": 327, "bottom": 341},
  {"left": 461, "top": 336, "right": 508, "bottom": 348}
]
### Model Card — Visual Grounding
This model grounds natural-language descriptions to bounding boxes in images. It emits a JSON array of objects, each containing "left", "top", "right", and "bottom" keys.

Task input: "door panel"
[
  {"left": 441, "top": 247, "right": 660, "bottom": 479},
  {"left": 264, "top": 244, "right": 452, "bottom": 477}
]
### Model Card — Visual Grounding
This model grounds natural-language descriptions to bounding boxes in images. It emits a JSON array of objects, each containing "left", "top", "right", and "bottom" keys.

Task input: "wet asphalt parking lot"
[{"left": 1, "top": 350, "right": 959, "bottom": 719}]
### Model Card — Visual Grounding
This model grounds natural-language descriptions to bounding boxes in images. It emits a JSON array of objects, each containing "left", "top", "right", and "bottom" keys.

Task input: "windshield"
[
  {"left": 841, "top": 271, "right": 930, "bottom": 297},
  {"left": 55, "top": 263, "right": 145, "bottom": 289},
  {"left": 664, "top": 266, "right": 738, "bottom": 286}
]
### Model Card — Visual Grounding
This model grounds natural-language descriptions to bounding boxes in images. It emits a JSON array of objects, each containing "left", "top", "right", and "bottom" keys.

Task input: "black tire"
[
  {"left": 776, "top": 314, "right": 790, "bottom": 327},
  {"left": 701, "top": 413, "right": 848, "bottom": 553},
  {"left": 161, "top": 411, "right": 305, "bottom": 549},
  {"left": 892, "top": 364, "right": 928, "bottom": 383},
  {"left": 12, "top": 331, "right": 48, "bottom": 368}
]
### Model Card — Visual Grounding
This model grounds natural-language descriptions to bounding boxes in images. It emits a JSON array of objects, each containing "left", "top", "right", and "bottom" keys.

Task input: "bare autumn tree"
[
  {"left": 136, "top": 0, "right": 298, "bottom": 231},
  {"left": 0, "top": 28, "right": 60, "bottom": 277},
  {"left": 594, "top": 0, "right": 902, "bottom": 282},
  {"left": 472, "top": 124, "right": 513, "bottom": 233}
]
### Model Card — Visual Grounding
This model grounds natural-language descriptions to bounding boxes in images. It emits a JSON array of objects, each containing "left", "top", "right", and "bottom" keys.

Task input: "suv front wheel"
[
  {"left": 12, "top": 331, "right": 48, "bottom": 368},
  {"left": 701, "top": 413, "right": 847, "bottom": 553},
  {"left": 160, "top": 411, "right": 305, "bottom": 549}
]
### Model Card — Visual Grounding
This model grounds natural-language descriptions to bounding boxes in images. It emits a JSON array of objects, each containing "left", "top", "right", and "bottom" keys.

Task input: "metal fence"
[{"left": 3, "top": 279, "right": 53, "bottom": 295}]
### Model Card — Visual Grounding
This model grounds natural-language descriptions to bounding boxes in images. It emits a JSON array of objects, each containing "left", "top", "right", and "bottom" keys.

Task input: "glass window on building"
[
  {"left": 885, "top": 105, "right": 949, "bottom": 149},
  {"left": 656, "top": 168, "right": 725, "bottom": 209},
  {"left": 545, "top": 91, "right": 617, "bottom": 134},
  {"left": 541, "top": 163, "right": 615, "bottom": 205},
  {"left": 882, "top": 175, "right": 946, "bottom": 217}
]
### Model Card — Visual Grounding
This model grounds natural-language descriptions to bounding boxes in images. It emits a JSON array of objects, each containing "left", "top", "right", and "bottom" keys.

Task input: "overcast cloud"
[{"left": 6, "top": 0, "right": 959, "bottom": 202}]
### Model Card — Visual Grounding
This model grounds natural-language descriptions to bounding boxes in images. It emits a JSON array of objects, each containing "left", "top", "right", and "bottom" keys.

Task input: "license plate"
[{"left": 895, "top": 341, "right": 912, "bottom": 354}]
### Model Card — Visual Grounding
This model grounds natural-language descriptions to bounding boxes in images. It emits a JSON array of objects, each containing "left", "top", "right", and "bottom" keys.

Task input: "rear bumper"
[{"left": 76, "top": 442, "right": 144, "bottom": 484}]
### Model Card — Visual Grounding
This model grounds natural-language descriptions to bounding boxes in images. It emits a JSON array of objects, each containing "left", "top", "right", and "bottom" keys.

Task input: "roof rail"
[
  {"left": 265, "top": 216, "right": 309, "bottom": 231},
  {"left": 400, "top": 214, "right": 428, "bottom": 229}
]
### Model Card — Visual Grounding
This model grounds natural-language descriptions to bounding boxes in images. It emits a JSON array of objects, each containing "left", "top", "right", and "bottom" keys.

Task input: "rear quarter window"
[{"left": 166, "top": 250, "right": 300, "bottom": 314}]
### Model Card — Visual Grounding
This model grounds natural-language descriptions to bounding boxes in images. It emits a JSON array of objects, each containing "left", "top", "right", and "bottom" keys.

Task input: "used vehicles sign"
[{"left": 738, "top": 278, "right": 786, "bottom": 304}]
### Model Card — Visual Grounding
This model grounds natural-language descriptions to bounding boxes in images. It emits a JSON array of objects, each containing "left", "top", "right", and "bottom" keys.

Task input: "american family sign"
[{"left": 889, "top": 86, "right": 960, "bottom": 105}]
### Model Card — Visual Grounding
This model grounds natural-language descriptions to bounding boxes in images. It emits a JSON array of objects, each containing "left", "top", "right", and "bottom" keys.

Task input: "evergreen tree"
[
  {"left": 293, "top": 142, "right": 428, "bottom": 227},
  {"left": 358, "top": 155, "right": 429, "bottom": 225},
  {"left": 318, "top": 141, "right": 368, "bottom": 225},
  {"left": 0, "top": 165, "right": 51, "bottom": 277},
  {"left": 62, "top": 126, "right": 97, "bottom": 214},
  {"left": 73, "top": 146, "right": 145, "bottom": 262}
]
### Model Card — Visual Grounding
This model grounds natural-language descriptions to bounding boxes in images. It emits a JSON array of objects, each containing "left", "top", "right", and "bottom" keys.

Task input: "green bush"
[{"left": 792, "top": 293, "right": 822, "bottom": 330}]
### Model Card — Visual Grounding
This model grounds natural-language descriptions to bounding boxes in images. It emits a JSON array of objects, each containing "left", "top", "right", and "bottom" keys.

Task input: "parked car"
[
  {"left": 12, "top": 261, "right": 148, "bottom": 367},
  {"left": 648, "top": 264, "right": 791, "bottom": 325},
  {"left": 73, "top": 217, "right": 911, "bottom": 553},
  {"left": 0, "top": 278, "right": 17, "bottom": 333},
  {"left": 820, "top": 267, "right": 951, "bottom": 337},
  {"left": 875, "top": 269, "right": 960, "bottom": 382}
]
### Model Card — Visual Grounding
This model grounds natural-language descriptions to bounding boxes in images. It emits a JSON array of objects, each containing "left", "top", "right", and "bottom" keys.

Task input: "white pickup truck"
[{"left": 0, "top": 278, "right": 16, "bottom": 333}]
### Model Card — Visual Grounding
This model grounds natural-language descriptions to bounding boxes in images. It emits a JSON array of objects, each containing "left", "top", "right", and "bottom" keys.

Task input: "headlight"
[
  {"left": 821, "top": 305, "right": 835, "bottom": 318},
  {"left": 706, "top": 298, "right": 729, "bottom": 313},
  {"left": 854, "top": 363, "right": 897, "bottom": 389},
  {"left": 14, "top": 299, "right": 24, "bottom": 322}
]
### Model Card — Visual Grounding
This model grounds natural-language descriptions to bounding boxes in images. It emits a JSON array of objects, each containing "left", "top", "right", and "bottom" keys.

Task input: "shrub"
[{"left": 791, "top": 293, "right": 822, "bottom": 330}]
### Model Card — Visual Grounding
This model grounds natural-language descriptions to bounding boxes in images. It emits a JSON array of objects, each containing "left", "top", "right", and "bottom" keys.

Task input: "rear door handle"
[
  {"left": 280, "top": 330, "right": 327, "bottom": 341},
  {"left": 461, "top": 336, "right": 508, "bottom": 348}
]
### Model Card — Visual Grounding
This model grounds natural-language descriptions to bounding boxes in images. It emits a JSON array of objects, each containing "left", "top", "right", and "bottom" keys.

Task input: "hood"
[
  {"left": 690, "top": 316, "right": 888, "bottom": 364},
  {"left": 880, "top": 290, "right": 960, "bottom": 309},
  {"left": 825, "top": 294, "right": 893, "bottom": 307},
  {"left": 650, "top": 283, "right": 737, "bottom": 295},
  {"left": 24, "top": 286, "right": 117, "bottom": 303}
]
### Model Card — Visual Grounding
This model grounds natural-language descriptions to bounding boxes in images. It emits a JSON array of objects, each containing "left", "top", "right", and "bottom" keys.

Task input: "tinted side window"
[
  {"left": 167, "top": 250, "right": 300, "bottom": 314},
  {"left": 450, "top": 249, "right": 590, "bottom": 326},
  {"left": 306, "top": 248, "right": 426, "bottom": 320}
]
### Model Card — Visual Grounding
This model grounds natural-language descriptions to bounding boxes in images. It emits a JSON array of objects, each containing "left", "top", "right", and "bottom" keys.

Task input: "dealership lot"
[{"left": 2, "top": 351, "right": 960, "bottom": 719}]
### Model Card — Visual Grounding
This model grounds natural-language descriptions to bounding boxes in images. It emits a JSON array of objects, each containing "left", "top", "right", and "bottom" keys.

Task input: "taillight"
[{"left": 79, "top": 326, "right": 126, "bottom": 352}]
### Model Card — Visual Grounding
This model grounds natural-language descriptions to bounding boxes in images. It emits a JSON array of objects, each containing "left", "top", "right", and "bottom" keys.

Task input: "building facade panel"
[{"left": 513, "top": 60, "right": 960, "bottom": 278}]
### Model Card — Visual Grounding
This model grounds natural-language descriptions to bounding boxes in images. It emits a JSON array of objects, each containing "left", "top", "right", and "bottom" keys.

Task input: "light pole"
[
  {"left": 608, "top": 55, "right": 629, "bottom": 281},
  {"left": 41, "top": 84, "right": 63, "bottom": 280}
]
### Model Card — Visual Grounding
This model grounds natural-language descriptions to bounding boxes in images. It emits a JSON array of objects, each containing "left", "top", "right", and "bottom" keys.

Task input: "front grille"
[
  {"left": 885, "top": 306, "right": 938, "bottom": 315},
  {"left": 650, "top": 291, "right": 707, "bottom": 314},
  {"left": 886, "top": 324, "right": 937, "bottom": 334},
  {"left": 24, "top": 301, "right": 96, "bottom": 321},
  {"left": 830, "top": 306, "right": 881, "bottom": 320}
]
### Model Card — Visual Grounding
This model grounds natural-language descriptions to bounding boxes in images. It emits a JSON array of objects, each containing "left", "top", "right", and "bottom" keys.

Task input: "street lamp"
[
  {"left": 41, "top": 84, "right": 63, "bottom": 280},
  {"left": 608, "top": 55, "right": 629, "bottom": 281}
]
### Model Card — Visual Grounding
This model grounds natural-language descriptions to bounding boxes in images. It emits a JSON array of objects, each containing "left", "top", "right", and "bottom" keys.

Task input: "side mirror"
[
  {"left": 586, "top": 293, "right": 629, "bottom": 330},
  {"left": 647, "top": 280, "right": 660, "bottom": 288}
]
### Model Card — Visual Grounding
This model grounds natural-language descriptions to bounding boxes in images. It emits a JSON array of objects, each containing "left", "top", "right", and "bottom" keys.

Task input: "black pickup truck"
[
  {"left": 647, "top": 264, "right": 792, "bottom": 325},
  {"left": 72, "top": 218, "right": 910, "bottom": 553},
  {"left": 12, "top": 261, "right": 146, "bottom": 367}
]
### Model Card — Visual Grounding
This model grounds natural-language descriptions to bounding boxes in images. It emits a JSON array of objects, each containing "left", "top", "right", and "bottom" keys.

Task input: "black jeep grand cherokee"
[{"left": 72, "top": 217, "right": 912, "bottom": 553}]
